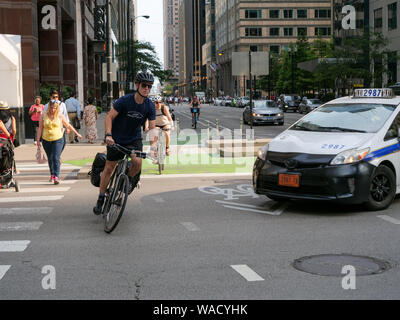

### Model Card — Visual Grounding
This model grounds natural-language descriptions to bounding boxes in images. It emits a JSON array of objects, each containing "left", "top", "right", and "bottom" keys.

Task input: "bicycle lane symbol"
[{"left": 198, "top": 184, "right": 287, "bottom": 216}]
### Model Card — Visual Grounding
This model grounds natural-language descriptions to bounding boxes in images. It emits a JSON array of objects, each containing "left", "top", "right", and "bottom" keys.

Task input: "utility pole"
[
  {"left": 249, "top": 51, "right": 253, "bottom": 130},
  {"left": 106, "top": 0, "right": 112, "bottom": 111}
]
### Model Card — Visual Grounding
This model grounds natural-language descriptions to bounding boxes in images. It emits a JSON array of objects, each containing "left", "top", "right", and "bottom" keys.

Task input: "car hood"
[{"left": 269, "top": 131, "right": 374, "bottom": 155}]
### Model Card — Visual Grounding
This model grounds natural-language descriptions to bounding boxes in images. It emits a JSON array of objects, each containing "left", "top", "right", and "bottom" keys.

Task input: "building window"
[
  {"left": 297, "top": 27, "right": 307, "bottom": 36},
  {"left": 284, "top": 27, "right": 293, "bottom": 36},
  {"left": 269, "top": 10, "right": 279, "bottom": 19},
  {"left": 245, "top": 9, "right": 261, "bottom": 19},
  {"left": 284, "top": 9, "right": 293, "bottom": 19},
  {"left": 388, "top": 3, "right": 397, "bottom": 30},
  {"left": 315, "top": 9, "right": 331, "bottom": 18},
  {"left": 314, "top": 27, "right": 331, "bottom": 36},
  {"left": 245, "top": 27, "right": 262, "bottom": 37},
  {"left": 297, "top": 9, "right": 307, "bottom": 19},
  {"left": 270, "top": 27, "right": 280, "bottom": 36},
  {"left": 270, "top": 45, "right": 280, "bottom": 54},
  {"left": 388, "top": 51, "right": 398, "bottom": 85},
  {"left": 374, "top": 8, "right": 383, "bottom": 32},
  {"left": 250, "top": 45, "right": 258, "bottom": 52}
]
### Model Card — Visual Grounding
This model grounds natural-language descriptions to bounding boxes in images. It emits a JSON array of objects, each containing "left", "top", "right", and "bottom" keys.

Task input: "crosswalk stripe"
[
  {"left": 0, "top": 222, "right": 43, "bottom": 231},
  {"left": 377, "top": 215, "right": 400, "bottom": 225},
  {"left": 0, "top": 207, "right": 53, "bottom": 215},
  {"left": 0, "top": 195, "right": 64, "bottom": 203},
  {"left": 0, "top": 265, "right": 11, "bottom": 280},
  {"left": 1, "top": 187, "right": 70, "bottom": 193},
  {"left": 19, "top": 180, "right": 78, "bottom": 185},
  {"left": 0, "top": 241, "right": 30, "bottom": 252}
]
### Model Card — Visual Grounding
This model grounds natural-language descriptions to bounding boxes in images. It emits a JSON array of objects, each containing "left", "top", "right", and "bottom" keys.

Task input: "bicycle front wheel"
[{"left": 104, "top": 174, "right": 129, "bottom": 233}]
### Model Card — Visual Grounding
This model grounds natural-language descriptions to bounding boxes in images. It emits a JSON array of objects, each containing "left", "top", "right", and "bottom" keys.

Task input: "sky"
[{"left": 136, "top": 0, "right": 164, "bottom": 68}]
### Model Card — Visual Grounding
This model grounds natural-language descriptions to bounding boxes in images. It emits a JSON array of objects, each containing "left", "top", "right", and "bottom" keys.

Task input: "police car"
[{"left": 253, "top": 88, "right": 400, "bottom": 210}]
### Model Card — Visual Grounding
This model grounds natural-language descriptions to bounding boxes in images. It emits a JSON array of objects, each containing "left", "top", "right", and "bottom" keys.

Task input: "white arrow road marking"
[
  {"left": 180, "top": 222, "right": 200, "bottom": 231},
  {"left": 377, "top": 215, "right": 400, "bottom": 225},
  {"left": 0, "top": 240, "right": 30, "bottom": 252},
  {"left": 219, "top": 201, "right": 288, "bottom": 216},
  {"left": 0, "top": 222, "right": 43, "bottom": 231},
  {"left": 0, "top": 207, "right": 53, "bottom": 215},
  {"left": 1, "top": 187, "right": 70, "bottom": 193},
  {"left": 231, "top": 265, "right": 264, "bottom": 282},
  {"left": 0, "top": 265, "right": 11, "bottom": 281},
  {"left": 216, "top": 200, "right": 271, "bottom": 208},
  {"left": 0, "top": 195, "right": 64, "bottom": 203}
]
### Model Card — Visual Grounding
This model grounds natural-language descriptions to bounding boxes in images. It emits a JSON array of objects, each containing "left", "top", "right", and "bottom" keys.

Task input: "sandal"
[{"left": 166, "top": 146, "right": 170, "bottom": 156}]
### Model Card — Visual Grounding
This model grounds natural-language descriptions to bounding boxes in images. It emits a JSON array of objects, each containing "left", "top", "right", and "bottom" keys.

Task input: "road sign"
[{"left": 232, "top": 52, "right": 269, "bottom": 76}]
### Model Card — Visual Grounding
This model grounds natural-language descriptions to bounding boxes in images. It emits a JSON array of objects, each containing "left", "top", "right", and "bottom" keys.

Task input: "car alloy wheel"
[{"left": 364, "top": 165, "right": 396, "bottom": 211}]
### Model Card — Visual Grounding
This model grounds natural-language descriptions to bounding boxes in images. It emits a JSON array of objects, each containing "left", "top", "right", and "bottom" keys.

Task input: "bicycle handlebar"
[{"left": 111, "top": 143, "right": 155, "bottom": 160}]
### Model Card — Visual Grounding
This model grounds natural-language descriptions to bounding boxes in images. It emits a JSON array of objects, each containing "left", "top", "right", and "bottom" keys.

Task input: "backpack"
[
  {"left": 89, "top": 152, "right": 107, "bottom": 187},
  {"left": 0, "top": 138, "right": 14, "bottom": 173}
]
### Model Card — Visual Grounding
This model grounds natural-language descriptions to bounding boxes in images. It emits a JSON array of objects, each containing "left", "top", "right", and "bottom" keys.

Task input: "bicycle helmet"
[{"left": 135, "top": 72, "right": 154, "bottom": 84}]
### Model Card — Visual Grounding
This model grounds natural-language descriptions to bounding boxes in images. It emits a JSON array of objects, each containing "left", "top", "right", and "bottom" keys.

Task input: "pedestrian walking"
[
  {"left": 36, "top": 100, "right": 82, "bottom": 184},
  {"left": 82, "top": 97, "right": 98, "bottom": 144},
  {"left": 65, "top": 92, "right": 81, "bottom": 144},
  {"left": 29, "top": 96, "right": 44, "bottom": 145}
]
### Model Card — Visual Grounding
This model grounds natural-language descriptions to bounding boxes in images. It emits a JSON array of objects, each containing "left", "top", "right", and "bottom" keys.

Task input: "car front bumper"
[
  {"left": 253, "top": 115, "right": 284, "bottom": 123},
  {"left": 253, "top": 158, "right": 375, "bottom": 204}
]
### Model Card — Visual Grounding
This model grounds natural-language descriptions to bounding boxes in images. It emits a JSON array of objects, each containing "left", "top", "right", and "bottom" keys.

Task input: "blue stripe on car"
[{"left": 364, "top": 142, "right": 400, "bottom": 162}]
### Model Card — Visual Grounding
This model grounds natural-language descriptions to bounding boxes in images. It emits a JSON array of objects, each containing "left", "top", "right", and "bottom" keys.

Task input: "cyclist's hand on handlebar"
[{"left": 105, "top": 136, "right": 115, "bottom": 146}]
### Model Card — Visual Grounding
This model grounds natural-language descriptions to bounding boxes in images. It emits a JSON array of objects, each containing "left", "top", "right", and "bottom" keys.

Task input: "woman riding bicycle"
[
  {"left": 190, "top": 96, "right": 201, "bottom": 127},
  {"left": 150, "top": 97, "right": 174, "bottom": 156}
]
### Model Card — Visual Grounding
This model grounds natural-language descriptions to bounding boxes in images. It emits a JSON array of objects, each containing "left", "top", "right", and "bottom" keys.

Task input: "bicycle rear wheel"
[{"left": 104, "top": 174, "right": 129, "bottom": 233}]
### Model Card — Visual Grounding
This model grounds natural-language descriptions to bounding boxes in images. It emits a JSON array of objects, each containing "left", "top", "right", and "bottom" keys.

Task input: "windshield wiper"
[
  {"left": 316, "top": 126, "right": 367, "bottom": 133},
  {"left": 291, "top": 124, "right": 314, "bottom": 131}
]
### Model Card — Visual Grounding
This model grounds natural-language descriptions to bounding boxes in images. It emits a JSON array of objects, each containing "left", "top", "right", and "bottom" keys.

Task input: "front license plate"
[
  {"left": 278, "top": 174, "right": 300, "bottom": 187},
  {"left": 263, "top": 117, "right": 273, "bottom": 120}
]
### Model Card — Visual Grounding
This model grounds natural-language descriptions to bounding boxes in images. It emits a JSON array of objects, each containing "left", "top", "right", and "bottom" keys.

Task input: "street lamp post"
[
  {"left": 129, "top": 15, "right": 150, "bottom": 91},
  {"left": 288, "top": 46, "right": 297, "bottom": 93}
]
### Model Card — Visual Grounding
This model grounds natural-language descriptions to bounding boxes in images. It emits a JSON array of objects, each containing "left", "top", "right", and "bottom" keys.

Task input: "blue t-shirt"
[{"left": 112, "top": 94, "right": 156, "bottom": 145}]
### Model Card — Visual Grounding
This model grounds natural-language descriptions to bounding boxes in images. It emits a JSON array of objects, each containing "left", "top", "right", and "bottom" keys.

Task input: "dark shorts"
[{"left": 106, "top": 139, "right": 143, "bottom": 162}]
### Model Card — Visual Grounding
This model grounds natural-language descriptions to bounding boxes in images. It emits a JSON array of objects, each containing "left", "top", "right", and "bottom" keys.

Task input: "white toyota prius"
[{"left": 253, "top": 88, "right": 400, "bottom": 210}]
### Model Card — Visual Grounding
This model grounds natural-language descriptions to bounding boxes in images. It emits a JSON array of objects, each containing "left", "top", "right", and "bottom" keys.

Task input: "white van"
[{"left": 253, "top": 88, "right": 400, "bottom": 210}]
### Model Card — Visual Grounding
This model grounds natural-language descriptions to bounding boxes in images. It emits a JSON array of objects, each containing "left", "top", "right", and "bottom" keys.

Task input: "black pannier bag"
[
  {"left": 89, "top": 152, "right": 107, "bottom": 187},
  {"left": 0, "top": 138, "right": 14, "bottom": 173}
]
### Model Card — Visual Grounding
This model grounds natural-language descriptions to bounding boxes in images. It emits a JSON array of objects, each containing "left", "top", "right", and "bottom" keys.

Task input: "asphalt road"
[
  {"left": 1, "top": 174, "right": 400, "bottom": 299},
  {"left": 171, "top": 102, "right": 302, "bottom": 139}
]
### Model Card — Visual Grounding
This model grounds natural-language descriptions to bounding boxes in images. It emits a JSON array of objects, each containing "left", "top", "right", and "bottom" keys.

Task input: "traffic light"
[{"left": 94, "top": 5, "right": 106, "bottom": 41}]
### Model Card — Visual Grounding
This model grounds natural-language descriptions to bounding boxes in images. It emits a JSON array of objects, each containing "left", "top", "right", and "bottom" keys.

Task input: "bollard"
[
  {"left": 207, "top": 120, "right": 210, "bottom": 141},
  {"left": 216, "top": 119, "right": 219, "bottom": 136},
  {"left": 240, "top": 117, "right": 243, "bottom": 139},
  {"left": 177, "top": 118, "right": 180, "bottom": 135}
]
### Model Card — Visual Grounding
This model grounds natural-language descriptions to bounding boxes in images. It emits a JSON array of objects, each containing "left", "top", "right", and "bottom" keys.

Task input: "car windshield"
[
  {"left": 284, "top": 96, "right": 293, "bottom": 101},
  {"left": 309, "top": 99, "right": 322, "bottom": 104},
  {"left": 290, "top": 103, "right": 396, "bottom": 133},
  {"left": 254, "top": 101, "right": 276, "bottom": 108}
]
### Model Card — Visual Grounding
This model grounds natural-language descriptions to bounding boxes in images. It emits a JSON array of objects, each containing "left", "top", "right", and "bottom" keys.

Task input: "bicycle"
[
  {"left": 192, "top": 108, "right": 199, "bottom": 129},
  {"left": 155, "top": 127, "right": 169, "bottom": 174},
  {"left": 101, "top": 144, "right": 154, "bottom": 233}
]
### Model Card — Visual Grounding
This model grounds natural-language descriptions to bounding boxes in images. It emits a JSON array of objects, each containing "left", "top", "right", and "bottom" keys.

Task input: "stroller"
[{"left": 0, "top": 137, "right": 19, "bottom": 192}]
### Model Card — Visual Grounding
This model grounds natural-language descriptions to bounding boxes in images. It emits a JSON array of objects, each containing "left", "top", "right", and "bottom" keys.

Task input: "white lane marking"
[
  {"left": 1, "top": 187, "right": 70, "bottom": 193},
  {"left": 20, "top": 180, "right": 78, "bottom": 185},
  {"left": 377, "top": 215, "right": 400, "bottom": 225},
  {"left": 0, "top": 207, "right": 53, "bottom": 215},
  {"left": 216, "top": 200, "right": 270, "bottom": 208},
  {"left": 153, "top": 197, "right": 165, "bottom": 203},
  {"left": 222, "top": 203, "right": 288, "bottom": 216},
  {"left": 231, "top": 265, "right": 264, "bottom": 282},
  {"left": 0, "top": 265, "right": 11, "bottom": 280},
  {"left": 0, "top": 240, "right": 30, "bottom": 252},
  {"left": 180, "top": 222, "right": 200, "bottom": 231},
  {"left": 0, "top": 222, "right": 43, "bottom": 231},
  {"left": 0, "top": 195, "right": 64, "bottom": 203}
]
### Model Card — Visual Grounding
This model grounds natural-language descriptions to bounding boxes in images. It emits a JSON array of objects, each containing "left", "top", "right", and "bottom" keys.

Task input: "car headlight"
[
  {"left": 257, "top": 144, "right": 269, "bottom": 161},
  {"left": 330, "top": 147, "right": 370, "bottom": 165},
  {"left": 277, "top": 113, "right": 282, "bottom": 116},
  {"left": 285, "top": 105, "right": 288, "bottom": 108}
]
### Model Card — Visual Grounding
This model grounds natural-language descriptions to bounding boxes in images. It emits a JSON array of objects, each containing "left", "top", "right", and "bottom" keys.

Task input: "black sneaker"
[{"left": 93, "top": 196, "right": 105, "bottom": 215}]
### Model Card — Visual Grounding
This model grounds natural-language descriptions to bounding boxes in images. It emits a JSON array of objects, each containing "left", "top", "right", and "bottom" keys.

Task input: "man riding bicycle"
[
  {"left": 93, "top": 72, "right": 157, "bottom": 215},
  {"left": 190, "top": 96, "right": 201, "bottom": 127}
]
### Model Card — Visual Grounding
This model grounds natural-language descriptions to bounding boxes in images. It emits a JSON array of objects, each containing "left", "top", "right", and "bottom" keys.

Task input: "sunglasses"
[
  {"left": 140, "top": 83, "right": 152, "bottom": 89},
  {"left": 50, "top": 99, "right": 59, "bottom": 103}
]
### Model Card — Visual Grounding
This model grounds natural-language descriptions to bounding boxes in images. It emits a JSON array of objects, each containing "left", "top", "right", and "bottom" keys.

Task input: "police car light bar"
[{"left": 353, "top": 88, "right": 394, "bottom": 99}]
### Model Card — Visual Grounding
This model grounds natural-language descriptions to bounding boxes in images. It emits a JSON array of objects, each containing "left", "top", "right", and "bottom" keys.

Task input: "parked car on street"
[
  {"left": 243, "top": 100, "right": 284, "bottom": 125},
  {"left": 278, "top": 94, "right": 301, "bottom": 112},
  {"left": 214, "top": 97, "right": 223, "bottom": 106},
  {"left": 237, "top": 96, "right": 250, "bottom": 108},
  {"left": 298, "top": 98, "right": 323, "bottom": 114}
]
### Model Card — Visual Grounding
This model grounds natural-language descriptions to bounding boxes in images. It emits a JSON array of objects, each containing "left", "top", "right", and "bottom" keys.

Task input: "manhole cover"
[{"left": 293, "top": 254, "right": 391, "bottom": 277}]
